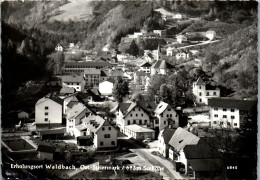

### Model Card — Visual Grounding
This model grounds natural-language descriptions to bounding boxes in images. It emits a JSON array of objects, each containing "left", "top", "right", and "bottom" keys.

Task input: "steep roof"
[
  {"left": 140, "top": 62, "right": 152, "bottom": 67},
  {"left": 36, "top": 94, "right": 63, "bottom": 106},
  {"left": 161, "top": 128, "right": 177, "bottom": 144},
  {"left": 208, "top": 98, "right": 257, "bottom": 111},
  {"left": 195, "top": 77, "right": 205, "bottom": 85},
  {"left": 67, "top": 103, "right": 87, "bottom": 120},
  {"left": 137, "top": 101, "right": 157, "bottom": 113},
  {"left": 37, "top": 144, "right": 56, "bottom": 153},
  {"left": 119, "top": 103, "right": 132, "bottom": 115},
  {"left": 60, "top": 87, "right": 76, "bottom": 94},
  {"left": 125, "top": 124, "right": 155, "bottom": 133},
  {"left": 205, "top": 84, "right": 219, "bottom": 90},
  {"left": 81, "top": 115, "right": 111, "bottom": 133},
  {"left": 62, "top": 75, "right": 84, "bottom": 83},
  {"left": 184, "top": 140, "right": 220, "bottom": 159},
  {"left": 151, "top": 60, "right": 174, "bottom": 69},
  {"left": 168, "top": 127, "right": 200, "bottom": 153},
  {"left": 155, "top": 102, "right": 171, "bottom": 115}
]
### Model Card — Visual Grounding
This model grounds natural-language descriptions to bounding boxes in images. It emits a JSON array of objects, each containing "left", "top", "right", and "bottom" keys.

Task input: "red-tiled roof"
[{"left": 208, "top": 98, "right": 257, "bottom": 111}]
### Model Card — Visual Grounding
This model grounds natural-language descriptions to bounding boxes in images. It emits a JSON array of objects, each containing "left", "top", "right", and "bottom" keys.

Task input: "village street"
[{"left": 130, "top": 148, "right": 185, "bottom": 179}]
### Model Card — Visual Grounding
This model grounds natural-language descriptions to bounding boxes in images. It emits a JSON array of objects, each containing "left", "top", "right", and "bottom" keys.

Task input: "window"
[
  {"left": 164, "top": 121, "right": 166, "bottom": 125},
  {"left": 136, "top": 114, "right": 138, "bottom": 117},
  {"left": 168, "top": 108, "right": 171, "bottom": 111},
  {"left": 111, "top": 141, "right": 115, "bottom": 145},
  {"left": 44, "top": 118, "right": 48, "bottom": 122},
  {"left": 133, "top": 120, "right": 136, "bottom": 124},
  {"left": 213, "top": 121, "right": 216, "bottom": 124},
  {"left": 199, "top": 92, "right": 202, "bottom": 96},
  {"left": 214, "top": 114, "right": 218, "bottom": 118},
  {"left": 128, "top": 120, "right": 130, "bottom": 125},
  {"left": 170, "top": 114, "right": 172, "bottom": 117},
  {"left": 227, "top": 122, "right": 231, "bottom": 126},
  {"left": 223, "top": 115, "right": 227, "bottom": 118},
  {"left": 45, "top": 106, "right": 48, "bottom": 110},
  {"left": 231, "top": 109, "right": 235, "bottom": 112},
  {"left": 77, "top": 83, "right": 79, "bottom": 85},
  {"left": 144, "top": 120, "right": 147, "bottom": 124},
  {"left": 139, "top": 120, "right": 142, "bottom": 124},
  {"left": 223, "top": 108, "right": 227, "bottom": 111},
  {"left": 104, "top": 134, "right": 110, "bottom": 138},
  {"left": 220, "top": 122, "right": 223, "bottom": 125},
  {"left": 231, "top": 116, "right": 235, "bottom": 119},
  {"left": 207, "top": 92, "right": 209, "bottom": 96},
  {"left": 100, "top": 142, "right": 103, "bottom": 146},
  {"left": 108, "top": 127, "right": 111, "bottom": 131},
  {"left": 161, "top": 114, "right": 163, "bottom": 117},
  {"left": 77, "top": 87, "right": 79, "bottom": 89},
  {"left": 155, "top": 120, "right": 159, "bottom": 124},
  {"left": 199, "top": 86, "right": 201, "bottom": 89},
  {"left": 133, "top": 108, "right": 135, "bottom": 111},
  {"left": 102, "top": 127, "right": 105, "bottom": 131},
  {"left": 167, "top": 114, "right": 169, "bottom": 117},
  {"left": 199, "top": 99, "right": 202, "bottom": 102},
  {"left": 234, "top": 123, "right": 237, "bottom": 126},
  {"left": 130, "top": 114, "right": 132, "bottom": 117},
  {"left": 141, "top": 114, "right": 143, "bottom": 117},
  {"left": 213, "top": 92, "right": 216, "bottom": 96},
  {"left": 139, "top": 108, "right": 141, "bottom": 111},
  {"left": 214, "top": 108, "right": 218, "bottom": 111},
  {"left": 45, "top": 112, "right": 48, "bottom": 115},
  {"left": 172, "top": 121, "right": 175, "bottom": 125}
]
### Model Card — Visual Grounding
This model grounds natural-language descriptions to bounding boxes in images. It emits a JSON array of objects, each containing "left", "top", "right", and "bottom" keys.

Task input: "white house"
[
  {"left": 62, "top": 75, "right": 86, "bottom": 92},
  {"left": 176, "top": 35, "right": 187, "bottom": 43},
  {"left": 168, "top": 128, "right": 200, "bottom": 173},
  {"left": 175, "top": 49, "right": 192, "bottom": 60},
  {"left": 139, "top": 62, "right": 152, "bottom": 74},
  {"left": 66, "top": 103, "right": 94, "bottom": 135},
  {"left": 166, "top": 47, "right": 175, "bottom": 56},
  {"left": 192, "top": 77, "right": 220, "bottom": 105},
  {"left": 35, "top": 94, "right": 63, "bottom": 128},
  {"left": 55, "top": 44, "right": 63, "bottom": 52},
  {"left": 158, "top": 128, "right": 176, "bottom": 157},
  {"left": 205, "top": 30, "right": 216, "bottom": 40},
  {"left": 151, "top": 60, "right": 174, "bottom": 76},
  {"left": 99, "top": 80, "right": 114, "bottom": 96},
  {"left": 116, "top": 102, "right": 150, "bottom": 133},
  {"left": 209, "top": 98, "right": 257, "bottom": 129},
  {"left": 81, "top": 115, "right": 118, "bottom": 150},
  {"left": 154, "top": 102, "right": 179, "bottom": 131}
]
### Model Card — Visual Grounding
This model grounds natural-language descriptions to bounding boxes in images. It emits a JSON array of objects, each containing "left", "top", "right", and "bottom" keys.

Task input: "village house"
[
  {"left": 116, "top": 101, "right": 151, "bottom": 133},
  {"left": 63, "top": 61, "right": 112, "bottom": 74},
  {"left": 101, "top": 69, "right": 125, "bottom": 81},
  {"left": 143, "top": 51, "right": 154, "bottom": 63},
  {"left": 84, "top": 69, "right": 101, "bottom": 87},
  {"left": 17, "top": 110, "right": 29, "bottom": 120},
  {"left": 63, "top": 95, "right": 80, "bottom": 115},
  {"left": 66, "top": 103, "right": 94, "bottom": 136},
  {"left": 158, "top": 128, "right": 176, "bottom": 157},
  {"left": 153, "top": 30, "right": 167, "bottom": 38},
  {"left": 55, "top": 44, "right": 63, "bottom": 52},
  {"left": 166, "top": 47, "right": 175, "bottom": 56},
  {"left": 37, "top": 144, "right": 56, "bottom": 160},
  {"left": 208, "top": 98, "right": 257, "bottom": 129},
  {"left": 62, "top": 75, "right": 86, "bottom": 92},
  {"left": 154, "top": 102, "right": 179, "bottom": 131},
  {"left": 192, "top": 77, "right": 220, "bottom": 105},
  {"left": 151, "top": 60, "right": 174, "bottom": 76},
  {"left": 35, "top": 94, "right": 63, "bottom": 128},
  {"left": 99, "top": 80, "right": 114, "bottom": 96},
  {"left": 124, "top": 124, "right": 155, "bottom": 140},
  {"left": 38, "top": 128, "right": 65, "bottom": 140},
  {"left": 59, "top": 87, "right": 76, "bottom": 98},
  {"left": 168, "top": 128, "right": 200, "bottom": 172},
  {"left": 176, "top": 35, "right": 187, "bottom": 43},
  {"left": 205, "top": 30, "right": 216, "bottom": 40},
  {"left": 139, "top": 62, "right": 152, "bottom": 74},
  {"left": 175, "top": 49, "right": 192, "bottom": 60},
  {"left": 81, "top": 115, "right": 118, "bottom": 150}
]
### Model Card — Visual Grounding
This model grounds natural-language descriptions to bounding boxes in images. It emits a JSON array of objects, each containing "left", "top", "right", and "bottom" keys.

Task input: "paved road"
[{"left": 130, "top": 148, "right": 184, "bottom": 179}]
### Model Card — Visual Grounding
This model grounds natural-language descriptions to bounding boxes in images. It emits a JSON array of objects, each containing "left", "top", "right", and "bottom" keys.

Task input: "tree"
[
  {"left": 112, "top": 77, "right": 129, "bottom": 103},
  {"left": 126, "top": 40, "right": 139, "bottom": 57}
]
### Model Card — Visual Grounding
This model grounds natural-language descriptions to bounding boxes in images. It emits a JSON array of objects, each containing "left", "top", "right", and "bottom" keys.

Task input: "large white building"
[
  {"left": 35, "top": 95, "right": 63, "bottom": 128},
  {"left": 192, "top": 77, "right": 220, "bottom": 105},
  {"left": 209, "top": 98, "right": 257, "bottom": 129}
]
